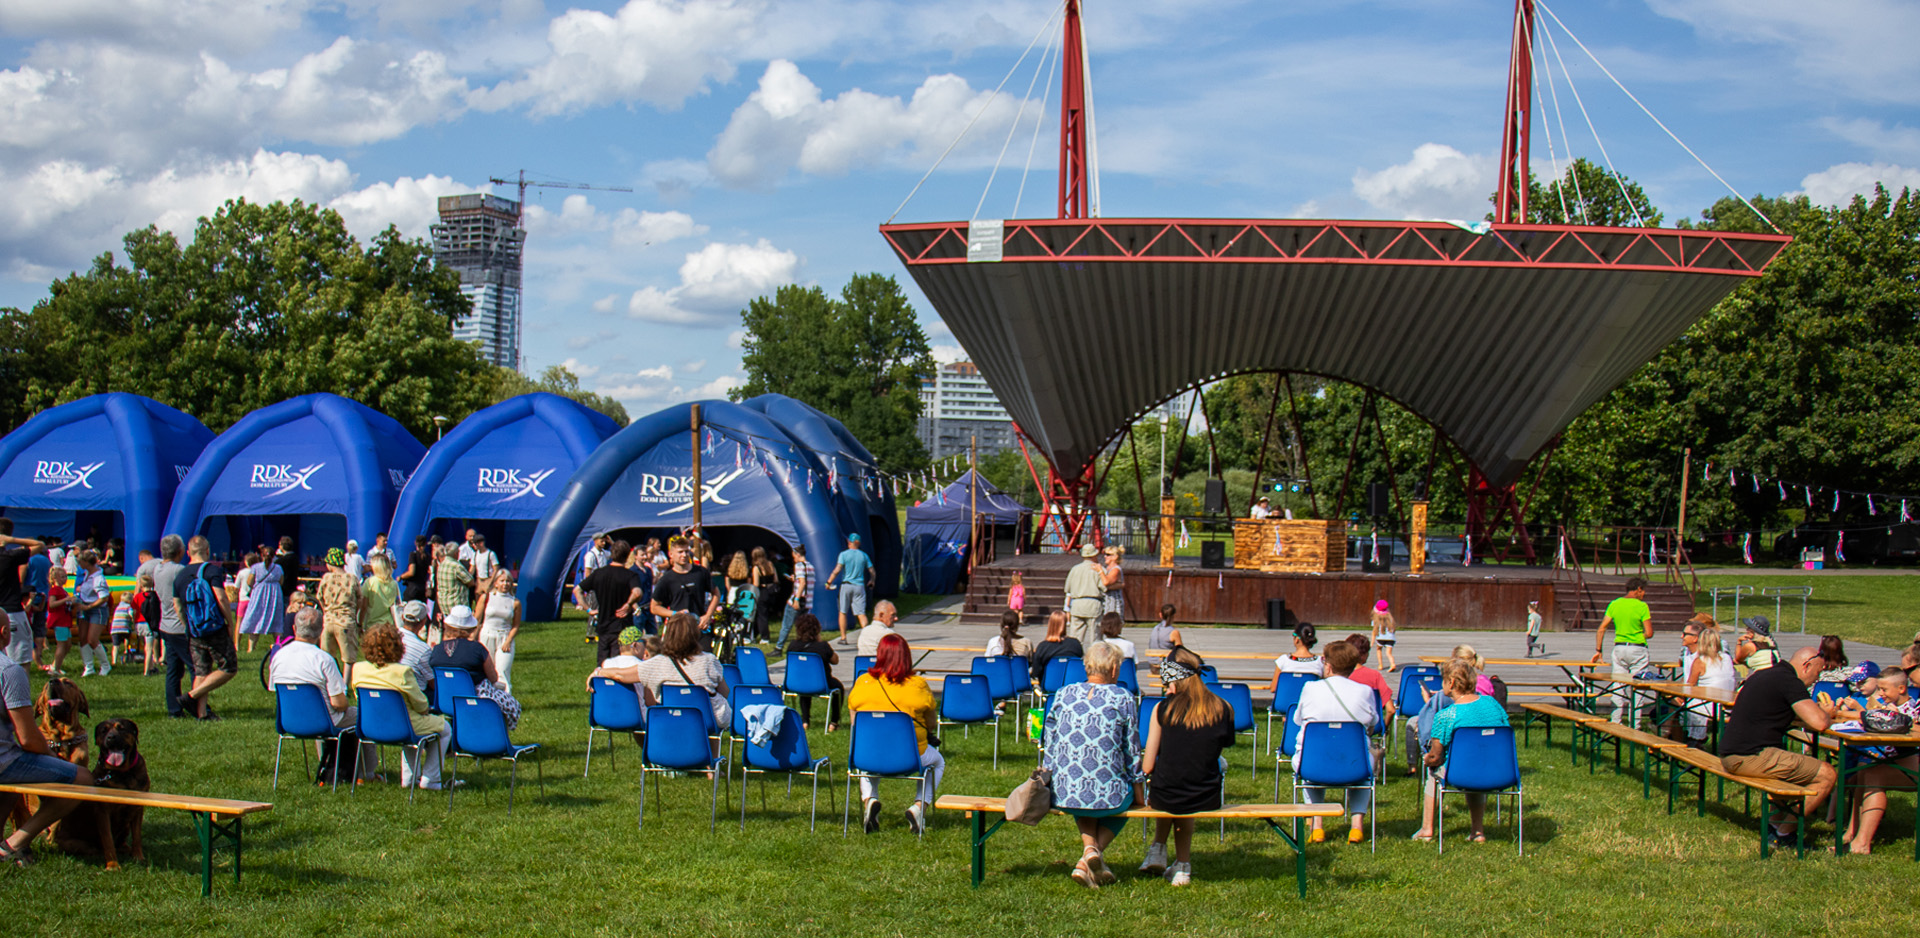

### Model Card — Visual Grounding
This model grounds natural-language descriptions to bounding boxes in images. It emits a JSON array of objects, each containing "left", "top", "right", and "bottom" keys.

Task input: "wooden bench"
[
  {"left": 933, "top": 795, "right": 1342, "bottom": 897},
  {"left": 0, "top": 783, "right": 272, "bottom": 895},
  {"left": 1516, "top": 702, "right": 1602, "bottom": 759},
  {"left": 1582, "top": 722, "right": 1694, "bottom": 798},
  {"left": 1660, "top": 747, "right": 1819, "bottom": 858}
]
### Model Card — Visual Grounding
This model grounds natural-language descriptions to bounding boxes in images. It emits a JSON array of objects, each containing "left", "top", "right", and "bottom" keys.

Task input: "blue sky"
[{"left": 2, "top": 0, "right": 1916, "bottom": 415}]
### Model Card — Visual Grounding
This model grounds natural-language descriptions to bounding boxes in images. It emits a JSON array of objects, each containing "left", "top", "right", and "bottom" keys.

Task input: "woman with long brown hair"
[{"left": 1140, "top": 645, "right": 1235, "bottom": 886}]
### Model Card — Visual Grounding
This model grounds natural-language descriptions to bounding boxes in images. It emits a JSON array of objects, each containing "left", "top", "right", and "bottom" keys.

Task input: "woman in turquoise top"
[
  {"left": 1411, "top": 658, "right": 1508, "bottom": 843},
  {"left": 1042, "top": 641, "right": 1143, "bottom": 889}
]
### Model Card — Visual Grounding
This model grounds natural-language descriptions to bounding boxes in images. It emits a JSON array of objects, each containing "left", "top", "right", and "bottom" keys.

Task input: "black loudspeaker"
[
  {"left": 1200, "top": 540, "right": 1227, "bottom": 569},
  {"left": 1265, "top": 597, "right": 1290, "bottom": 630},
  {"left": 1367, "top": 482, "right": 1391, "bottom": 518},
  {"left": 1204, "top": 478, "right": 1227, "bottom": 514}
]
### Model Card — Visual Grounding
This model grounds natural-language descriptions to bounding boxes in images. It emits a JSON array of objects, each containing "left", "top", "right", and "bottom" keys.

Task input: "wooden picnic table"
[
  {"left": 1817, "top": 724, "right": 1920, "bottom": 860},
  {"left": 0, "top": 782, "right": 271, "bottom": 895}
]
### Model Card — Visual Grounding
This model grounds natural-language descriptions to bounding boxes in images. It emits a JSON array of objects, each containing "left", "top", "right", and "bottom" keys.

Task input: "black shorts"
[
  {"left": 27, "top": 606, "right": 47, "bottom": 641},
  {"left": 189, "top": 632, "right": 238, "bottom": 676},
  {"left": 1378, "top": 638, "right": 1395, "bottom": 647}
]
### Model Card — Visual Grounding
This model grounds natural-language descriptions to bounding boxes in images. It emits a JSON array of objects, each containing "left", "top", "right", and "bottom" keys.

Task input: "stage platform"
[{"left": 960, "top": 553, "right": 1695, "bottom": 633}]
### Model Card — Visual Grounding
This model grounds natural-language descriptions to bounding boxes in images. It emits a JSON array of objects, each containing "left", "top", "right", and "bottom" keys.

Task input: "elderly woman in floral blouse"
[{"left": 1041, "top": 640, "right": 1143, "bottom": 889}]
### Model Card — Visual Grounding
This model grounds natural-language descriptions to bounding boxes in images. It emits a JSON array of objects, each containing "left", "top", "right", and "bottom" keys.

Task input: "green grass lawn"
[
  {"left": 1692, "top": 574, "right": 1920, "bottom": 650},
  {"left": 9, "top": 611, "right": 1919, "bottom": 935}
]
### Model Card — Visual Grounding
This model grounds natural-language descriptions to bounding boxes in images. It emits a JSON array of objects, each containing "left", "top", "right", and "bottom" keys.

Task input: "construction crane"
[{"left": 488, "top": 170, "right": 634, "bottom": 228}]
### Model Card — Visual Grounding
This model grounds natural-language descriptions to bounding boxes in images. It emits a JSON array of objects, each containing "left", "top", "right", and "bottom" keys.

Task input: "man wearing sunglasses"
[{"left": 1718, "top": 646, "right": 1838, "bottom": 847}]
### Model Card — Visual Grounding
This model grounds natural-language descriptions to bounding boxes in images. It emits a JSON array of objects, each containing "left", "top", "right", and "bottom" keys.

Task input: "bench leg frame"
[
  {"left": 190, "top": 812, "right": 245, "bottom": 897},
  {"left": 965, "top": 811, "right": 1314, "bottom": 897}
]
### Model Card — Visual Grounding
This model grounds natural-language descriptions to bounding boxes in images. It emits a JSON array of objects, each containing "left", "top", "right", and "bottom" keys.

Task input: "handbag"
[
  {"left": 1862, "top": 709, "right": 1914, "bottom": 734},
  {"left": 1004, "top": 768, "right": 1054, "bottom": 825}
]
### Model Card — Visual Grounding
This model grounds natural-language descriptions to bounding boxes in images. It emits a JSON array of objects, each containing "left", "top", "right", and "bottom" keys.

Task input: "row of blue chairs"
[{"left": 272, "top": 676, "right": 544, "bottom": 814}]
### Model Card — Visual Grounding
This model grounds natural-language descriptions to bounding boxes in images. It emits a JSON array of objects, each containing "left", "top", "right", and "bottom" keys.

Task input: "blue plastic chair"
[
  {"left": 1266, "top": 673, "right": 1319, "bottom": 754},
  {"left": 854, "top": 655, "right": 875, "bottom": 677},
  {"left": 448, "top": 695, "right": 543, "bottom": 816},
  {"left": 433, "top": 667, "right": 477, "bottom": 716},
  {"left": 273, "top": 683, "right": 348, "bottom": 791},
  {"left": 781, "top": 652, "right": 842, "bottom": 725},
  {"left": 971, "top": 656, "right": 1017, "bottom": 704},
  {"left": 939, "top": 674, "right": 1001, "bottom": 768},
  {"left": 727, "top": 684, "right": 785, "bottom": 768},
  {"left": 1200, "top": 665, "right": 1221, "bottom": 686},
  {"left": 843, "top": 711, "right": 933, "bottom": 838},
  {"left": 1395, "top": 666, "right": 1444, "bottom": 743},
  {"left": 585, "top": 677, "right": 645, "bottom": 778},
  {"left": 1137, "top": 695, "right": 1164, "bottom": 748},
  {"left": 1270, "top": 705, "right": 1300, "bottom": 775},
  {"left": 722, "top": 662, "right": 744, "bottom": 693},
  {"left": 736, "top": 647, "right": 772, "bottom": 686},
  {"left": 354, "top": 687, "right": 440, "bottom": 803},
  {"left": 1064, "top": 657, "right": 1089, "bottom": 686},
  {"left": 1041, "top": 656, "right": 1076, "bottom": 694},
  {"left": 661, "top": 684, "right": 720, "bottom": 739},
  {"left": 638, "top": 706, "right": 730, "bottom": 831},
  {"left": 1010, "top": 657, "right": 1034, "bottom": 699},
  {"left": 1812, "top": 681, "right": 1849, "bottom": 705},
  {"left": 740, "top": 707, "right": 833, "bottom": 831},
  {"left": 1436, "top": 724, "right": 1524, "bottom": 855},
  {"left": 1219, "top": 683, "right": 1260, "bottom": 779},
  {"left": 1116, "top": 659, "right": 1140, "bottom": 695},
  {"left": 1290, "top": 721, "right": 1377, "bottom": 851}
]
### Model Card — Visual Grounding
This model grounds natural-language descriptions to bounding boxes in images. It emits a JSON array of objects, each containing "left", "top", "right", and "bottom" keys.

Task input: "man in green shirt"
[{"left": 1592, "top": 576, "right": 1652, "bottom": 727}]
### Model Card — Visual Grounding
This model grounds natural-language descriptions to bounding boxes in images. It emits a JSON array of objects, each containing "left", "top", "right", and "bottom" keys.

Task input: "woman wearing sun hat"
[{"left": 1369, "top": 599, "right": 1397, "bottom": 672}]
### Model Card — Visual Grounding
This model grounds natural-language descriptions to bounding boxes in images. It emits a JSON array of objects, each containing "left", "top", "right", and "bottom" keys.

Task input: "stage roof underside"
[{"left": 882, "top": 218, "right": 1791, "bottom": 489}]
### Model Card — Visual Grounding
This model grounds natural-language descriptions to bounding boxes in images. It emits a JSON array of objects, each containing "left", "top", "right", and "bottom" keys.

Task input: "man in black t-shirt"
[
  {"left": 174, "top": 535, "right": 236, "bottom": 721},
  {"left": 649, "top": 536, "right": 717, "bottom": 628},
  {"left": 1719, "top": 646, "right": 1836, "bottom": 844},
  {"left": 575, "top": 541, "right": 641, "bottom": 664}
]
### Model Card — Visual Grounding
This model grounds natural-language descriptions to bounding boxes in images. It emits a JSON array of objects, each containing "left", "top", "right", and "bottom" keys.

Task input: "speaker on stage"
[
  {"left": 1204, "top": 478, "right": 1227, "bottom": 514},
  {"left": 1367, "top": 482, "right": 1391, "bottom": 518},
  {"left": 1200, "top": 540, "right": 1226, "bottom": 569},
  {"left": 1161, "top": 475, "right": 1175, "bottom": 498},
  {"left": 1265, "top": 597, "right": 1291, "bottom": 631}
]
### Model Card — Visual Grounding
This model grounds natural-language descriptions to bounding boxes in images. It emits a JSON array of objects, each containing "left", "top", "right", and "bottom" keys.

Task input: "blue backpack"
[{"left": 180, "top": 563, "right": 227, "bottom": 638}]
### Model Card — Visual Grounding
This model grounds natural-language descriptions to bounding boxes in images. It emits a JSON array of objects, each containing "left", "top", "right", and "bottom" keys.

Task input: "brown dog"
[
  {"left": 5, "top": 677, "right": 90, "bottom": 836},
  {"left": 53, "top": 718, "right": 148, "bottom": 870}
]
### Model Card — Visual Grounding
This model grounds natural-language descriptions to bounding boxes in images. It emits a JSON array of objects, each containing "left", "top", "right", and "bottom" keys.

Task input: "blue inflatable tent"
[
  {"left": 517, "top": 399, "right": 851, "bottom": 622},
  {"left": 0, "top": 394, "right": 213, "bottom": 558},
  {"left": 164, "top": 394, "right": 425, "bottom": 560},
  {"left": 739, "top": 394, "right": 902, "bottom": 600},
  {"left": 388, "top": 393, "right": 619, "bottom": 569},
  {"left": 903, "top": 470, "right": 1029, "bottom": 593}
]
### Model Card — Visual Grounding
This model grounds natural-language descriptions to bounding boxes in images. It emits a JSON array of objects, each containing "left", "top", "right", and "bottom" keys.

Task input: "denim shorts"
[
  {"left": 838, "top": 583, "right": 868, "bottom": 615},
  {"left": 0, "top": 750, "right": 82, "bottom": 785}
]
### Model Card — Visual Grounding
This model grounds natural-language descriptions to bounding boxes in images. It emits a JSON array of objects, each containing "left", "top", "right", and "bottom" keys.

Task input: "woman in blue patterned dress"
[{"left": 1042, "top": 641, "right": 1142, "bottom": 889}]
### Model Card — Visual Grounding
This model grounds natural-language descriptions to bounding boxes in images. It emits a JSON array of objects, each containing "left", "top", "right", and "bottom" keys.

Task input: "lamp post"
[{"left": 432, "top": 415, "right": 448, "bottom": 440}]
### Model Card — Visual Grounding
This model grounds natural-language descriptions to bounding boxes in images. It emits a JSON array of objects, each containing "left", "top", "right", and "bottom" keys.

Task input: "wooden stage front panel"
[{"left": 1124, "top": 568, "right": 1556, "bottom": 631}]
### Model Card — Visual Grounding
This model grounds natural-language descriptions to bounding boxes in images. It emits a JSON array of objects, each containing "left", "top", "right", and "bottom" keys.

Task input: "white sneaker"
[
  {"left": 1166, "top": 861, "right": 1192, "bottom": 886},
  {"left": 81, "top": 666, "right": 96, "bottom": 677},
  {"left": 1139, "top": 842, "right": 1168, "bottom": 874},
  {"left": 98, "top": 664, "right": 112, "bottom": 677},
  {"left": 905, "top": 802, "right": 926, "bottom": 835},
  {"left": 862, "top": 798, "right": 882, "bottom": 834}
]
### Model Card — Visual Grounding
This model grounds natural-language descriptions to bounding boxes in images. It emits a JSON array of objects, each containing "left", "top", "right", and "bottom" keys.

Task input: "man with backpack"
[{"left": 174, "top": 535, "right": 236, "bottom": 721}]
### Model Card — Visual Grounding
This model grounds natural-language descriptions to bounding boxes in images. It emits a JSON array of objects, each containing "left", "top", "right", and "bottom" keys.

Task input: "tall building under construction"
[{"left": 431, "top": 194, "right": 524, "bottom": 370}]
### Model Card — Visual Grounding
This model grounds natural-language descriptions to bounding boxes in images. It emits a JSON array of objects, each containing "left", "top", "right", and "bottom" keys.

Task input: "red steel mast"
[
  {"left": 1494, "top": 0, "right": 1535, "bottom": 224},
  {"left": 1057, "top": 0, "right": 1090, "bottom": 220}
]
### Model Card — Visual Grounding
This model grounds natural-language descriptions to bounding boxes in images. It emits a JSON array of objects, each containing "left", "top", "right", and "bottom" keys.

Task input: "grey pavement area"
[{"left": 765, "top": 594, "right": 1908, "bottom": 706}]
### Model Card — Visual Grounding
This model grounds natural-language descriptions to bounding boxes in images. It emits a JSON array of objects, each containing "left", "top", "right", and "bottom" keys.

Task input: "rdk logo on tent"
[
  {"left": 34, "top": 460, "right": 105, "bottom": 493},
  {"left": 477, "top": 468, "right": 556, "bottom": 503},
  {"left": 650, "top": 468, "right": 749, "bottom": 514},
  {"left": 251, "top": 463, "right": 324, "bottom": 496}
]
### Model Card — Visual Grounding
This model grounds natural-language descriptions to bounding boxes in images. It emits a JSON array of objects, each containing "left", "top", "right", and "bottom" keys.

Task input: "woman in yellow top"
[
  {"left": 349, "top": 624, "right": 453, "bottom": 791},
  {"left": 847, "top": 632, "right": 943, "bottom": 835}
]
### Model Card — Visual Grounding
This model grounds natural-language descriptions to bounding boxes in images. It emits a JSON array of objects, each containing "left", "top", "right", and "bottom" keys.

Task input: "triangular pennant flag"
[
  {"left": 1832, "top": 490, "right": 1840, "bottom": 512},
  {"left": 1868, "top": 494, "right": 1876, "bottom": 515},
  {"left": 1778, "top": 481, "right": 1785, "bottom": 500},
  {"left": 1836, "top": 530, "right": 1846, "bottom": 563},
  {"left": 1462, "top": 537, "right": 1473, "bottom": 566},
  {"left": 1904, "top": 500, "right": 1912, "bottom": 522},
  {"left": 1742, "top": 532, "right": 1754, "bottom": 565},
  {"left": 1217, "top": 573, "right": 1224, "bottom": 590},
  {"left": 1805, "top": 486, "right": 1813, "bottom": 507}
]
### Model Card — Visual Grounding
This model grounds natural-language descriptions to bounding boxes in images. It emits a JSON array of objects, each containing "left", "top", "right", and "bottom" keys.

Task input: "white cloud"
[
  {"left": 591, "top": 295, "right": 618, "bottom": 313},
  {"left": 0, "top": 0, "right": 312, "bottom": 54},
  {"left": 1819, "top": 118, "right": 1920, "bottom": 164},
  {"left": 706, "top": 59, "right": 1022, "bottom": 188},
  {"left": 1793, "top": 162, "right": 1920, "bottom": 206},
  {"left": 680, "top": 358, "right": 706, "bottom": 373},
  {"left": 566, "top": 328, "right": 620, "bottom": 349},
  {"left": 524, "top": 195, "right": 703, "bottom": 248},
  {"left": 475, "top": 0, "right": 759, "bottom": 116},
  {"left": 595, "top": 370, "right": 744, "bottom": 408},
  {"left": 931, "top": 344, "right": 967, "bottom": 364},
  {"left": 1649, "top": 0, "right": 1920, "bottom": 104},
  {"left": 559, "top": 357, "right": 600, "bottom": 378},
  {"left": 626, "top": 238, "right": 799, "bottom": 325},
  {"left": 327, "top": 173, "right": 470, "bottom": 240},
  {"left": 636, "top": 364, "right": 675, "bottom": 380},
  {"left": 726, "top": 329, "right": 746, "bottom": 349},
  {"left": 1350, "top": 143, "right": 1494, "bottom": 220}
]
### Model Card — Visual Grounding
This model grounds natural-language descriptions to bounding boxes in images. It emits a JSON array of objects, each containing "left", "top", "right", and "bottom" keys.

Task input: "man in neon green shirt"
[{"left": 1592, "top": 577, "right": 1652, "bottom": 727}]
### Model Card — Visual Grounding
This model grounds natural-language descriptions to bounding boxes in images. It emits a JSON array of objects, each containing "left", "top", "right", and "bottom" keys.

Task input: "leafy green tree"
[
  {"left": 489, "top": 364, "right": 630, "bottom": 426},
  {"left": 0, "top": 199, "right": 492, "bottom": 441},
  {"left": 732, "top": 273, "right": 934, "bottom": 472},
  {"left": 1493, "top": 157, "right": 1664, "bottom": 227}
]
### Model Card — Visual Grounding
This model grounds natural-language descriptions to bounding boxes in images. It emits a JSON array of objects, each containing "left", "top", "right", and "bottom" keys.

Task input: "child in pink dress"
[{"left": 1007, "top": 572, "right": 1025, "bottom": 613}]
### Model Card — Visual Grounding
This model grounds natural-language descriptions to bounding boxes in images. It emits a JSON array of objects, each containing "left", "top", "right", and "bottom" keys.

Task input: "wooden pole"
[
  {"left": 1674, "top": 447, "right": 1692, "bottom": 576},
  {"left": 689, "top": 403, "right": 703, "bottom": 530},
  {"left": 1410, "top": 500, "right": 1429, "bottom": 575}
]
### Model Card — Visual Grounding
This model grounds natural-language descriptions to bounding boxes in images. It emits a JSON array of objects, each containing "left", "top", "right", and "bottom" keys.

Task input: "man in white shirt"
[
  {"left": 396, "top": 601, "right": 434, "bottom": 696},
  {"left": 856, "top": 600, "right": 900, "bottom": 657},
  {"left": 343, "top": 540, "right": 366, "bottom": 582},
  {"left": 268, "top": 607, "right": 372, "bottom": 784},
  {"left": 1292, "top": 639, "right": 1381, "bottom": 845},
  {"left": 457, "top": 529, "right": 479, "bottom": 566},
  {"left": 366, "top": 534, "right": 396, "bottom": 571},
  {"left": 1250, "top": 497, "right": 1273, "bottom": 520},
  {"left": 469, "top": 534, "right": 499, "bottom": 582}
]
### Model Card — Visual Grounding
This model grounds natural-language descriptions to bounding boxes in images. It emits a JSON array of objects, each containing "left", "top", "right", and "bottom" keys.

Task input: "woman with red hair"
[{"left": 847, "top": 632, "right": 944, "bottom": 835}]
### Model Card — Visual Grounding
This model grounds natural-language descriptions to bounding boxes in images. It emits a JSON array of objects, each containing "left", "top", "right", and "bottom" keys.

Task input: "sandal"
[
  {"left": 0, "top": 842, "right": 36, "bottom": 868},
  {"left": 1409, "top": 831, "right": 1435, "bottom": 842},
  {"left": 1468, "top": 833, "right": 1487, "bottom": 844},
  {"left": 1070, "top": 849, "right": 1102, "bottom": 889}
]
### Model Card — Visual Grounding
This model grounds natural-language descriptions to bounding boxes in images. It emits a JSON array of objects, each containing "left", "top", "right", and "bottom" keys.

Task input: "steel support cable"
[
  {"left": 1537, "top": 15, "right": 1650, "bottom": 227},
  {"left": 1537, "top": 1, "right": 1782, "bottom": 234},
  {"left": 888, "top": 1, "right": 1066, "bottom": 224},
  {"left": 1527, "top": 25, "right": 1574, "bottom": 224},
  {"left": 1013, "top": 23, "right": 1062, "bottom": 219},
  {"left": 975, "top": 14, "right": 1063, "bottom": 221},
  {"left": 1536, "top": 18, "right": 1590, "bottom": 224}
]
